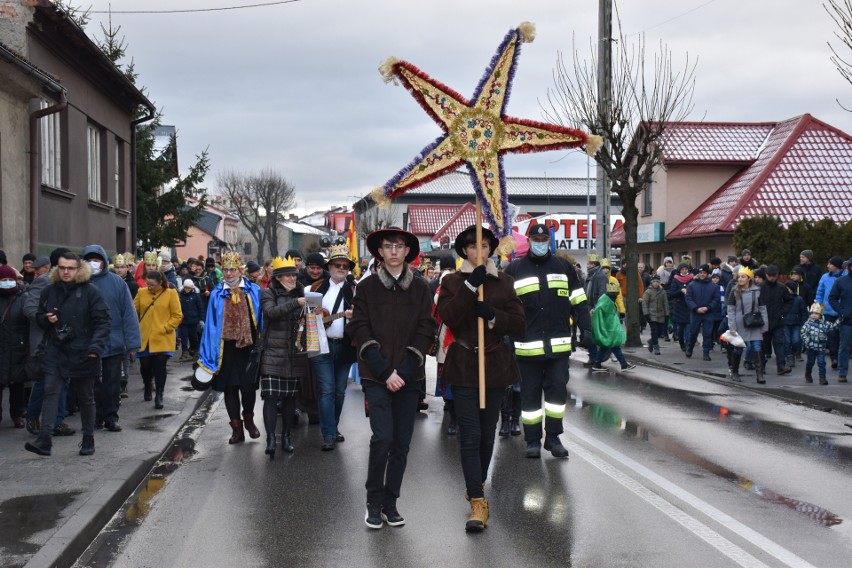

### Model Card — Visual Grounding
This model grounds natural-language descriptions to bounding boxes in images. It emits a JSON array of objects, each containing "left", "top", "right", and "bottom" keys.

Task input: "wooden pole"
[{"left": 475, "top": 200, "right": 486, "bottom": 409}]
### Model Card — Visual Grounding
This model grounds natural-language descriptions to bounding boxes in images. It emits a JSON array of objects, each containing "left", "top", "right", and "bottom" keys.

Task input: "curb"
[
  {"left": 24, "top": 374, "right": 209, "bottom": 568},
  {"left": 620, "top": 347, "right": 852, "bottom": 418}
]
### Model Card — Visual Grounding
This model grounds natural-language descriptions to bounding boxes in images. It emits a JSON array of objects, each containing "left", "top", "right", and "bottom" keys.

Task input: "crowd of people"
[{"left": 4, "top": 235, "right": 849, "bottom": 535}]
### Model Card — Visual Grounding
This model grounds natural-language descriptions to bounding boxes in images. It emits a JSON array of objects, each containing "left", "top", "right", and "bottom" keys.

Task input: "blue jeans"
[
  {"left": 806, "top": 348, "right": 827, "bottom": 378},
  {"left": 686, "top": 311, "right": 714, "bottom": 356},
  {"left": 734, "top": 339, "right": 763, "bottom": 360},
  {"left": 596, "top": 346, "right": 626, "bottom": 365},
  {"left": 837, "top": 324, "right": 852, "bottom": 378},
  {"left": 310, "top": 339, "right": 352, "bottom": 440},
  {"left": 26, "top": 376, "right": 68, "bottom": 427},
  {"left": 784, "top": 325, "right": 802, "bottom": 358}
]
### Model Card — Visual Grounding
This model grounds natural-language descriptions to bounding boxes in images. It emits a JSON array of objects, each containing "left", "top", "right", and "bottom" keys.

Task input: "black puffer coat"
[
  {"left": 0, "top": 287, "right": 29, "bottom": 385},
  {"left": 259, "top": 279, "right": 309, "bottom": 379}
]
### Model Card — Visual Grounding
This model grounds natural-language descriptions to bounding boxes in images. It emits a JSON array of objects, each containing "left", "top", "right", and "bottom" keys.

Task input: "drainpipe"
[
  {"left": 130, "top": 102, "right": 157, "bottom": 253},
  {"left": 29, "top": 90, "right": 67, "bottom": 254}
]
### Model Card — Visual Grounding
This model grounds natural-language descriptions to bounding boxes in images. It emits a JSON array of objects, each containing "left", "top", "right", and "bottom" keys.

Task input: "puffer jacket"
[
  {"left": 36, "top": 263, "right": 111, "bottom": 377},
  {"left": 801, "top": 318, "right": 840, "bottom": 352},
  {"left": 642, "top": 285, "right": 669, "bottom": 323},
  {"left": 0, "top": 287, "right": 29, "bottom": 384},
  {"left": 259, "top": 279, "right": 309, "bottom": 379}
]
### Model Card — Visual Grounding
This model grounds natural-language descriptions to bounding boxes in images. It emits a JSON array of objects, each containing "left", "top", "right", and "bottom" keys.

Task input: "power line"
[
  {"left": 625, "top": 0, "right": 718, "bottom": 37},
  {"left": 89, "top": 0, "right": 301, "bottom": 14}
]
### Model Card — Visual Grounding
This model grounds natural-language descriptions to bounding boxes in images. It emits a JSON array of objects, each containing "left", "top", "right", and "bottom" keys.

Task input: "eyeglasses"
[
  {"left": 57, "top": 266, "right": 78, "bottom": 272},
  {"left": 329, "top": 264, "right": 349, "bottom": 270},
  {"left": 381, "top": 244, "right": 407, "bottom": 251}
]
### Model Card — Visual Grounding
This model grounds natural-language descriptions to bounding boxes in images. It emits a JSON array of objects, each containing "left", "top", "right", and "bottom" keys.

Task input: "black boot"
[
  {"left": 154, "top": 376, "right": 167, "bottom": 409},
  {"left": 143, "top": 379, "right": 153, "bottom": 402},
  {"left": 446, "top": 400, "right": 457, "bottom": 436},
  {"left": 265, "top": 433, "right": 276, "bottom": 460},
  {"left": 79, "top": 435, "right": 95, "bottom": 456},
  {"left": 282, "top": 429, "right": 294, "bottom": 453},
  {"left": 730, "top": 352, "right": 742, "bottom": 382},
  {"left": 756, "top": 353, "right": 766, "bottom": 384},
  {"left": 499, "top": 415, "right": 510, "bottom": 437},
  {"left": 510, "top": 417, "right": 521, "bottom": 436},
  {"left": 25, "top": 433, "right": 52, "bottom": 456}
]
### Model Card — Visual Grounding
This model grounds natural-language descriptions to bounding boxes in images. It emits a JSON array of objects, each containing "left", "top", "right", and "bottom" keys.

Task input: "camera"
[{"left": 54, "top": 323, "right": 74, "bottom": 344}]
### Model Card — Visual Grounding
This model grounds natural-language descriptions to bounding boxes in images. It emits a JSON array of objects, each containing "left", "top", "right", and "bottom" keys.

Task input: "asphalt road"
[{"left": 75, "top": 358, "right": 852, "bottom": 568}]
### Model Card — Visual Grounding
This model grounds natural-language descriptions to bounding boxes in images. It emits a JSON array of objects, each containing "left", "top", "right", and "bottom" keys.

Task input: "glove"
[
  {"left": 579, "top": 330, "right": 594, "bottom": 350},
  {"left": 362, "top": 345, "right": 392, "bottom": 382},
  {"left": 475, "top": 301, "right": 496, "bottom": 321},
  {"left": 466, "top": 265, "right": 487, "bottom": 289},
  {"left": 396, "top": 351, "right": 420, "bottom": 382}
]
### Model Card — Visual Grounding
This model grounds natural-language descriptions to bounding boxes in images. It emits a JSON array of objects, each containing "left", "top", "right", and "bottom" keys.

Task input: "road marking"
[{"left": 565, "top": 424, "right": 818, "bottom": 568}]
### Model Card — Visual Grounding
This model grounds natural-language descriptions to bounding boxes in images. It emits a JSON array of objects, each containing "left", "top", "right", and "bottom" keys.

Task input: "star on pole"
[{"left": 373, "top": 22, "right": 601, "bottom": 252}]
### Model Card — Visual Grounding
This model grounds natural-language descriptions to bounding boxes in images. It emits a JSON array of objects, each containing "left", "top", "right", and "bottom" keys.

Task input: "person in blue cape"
[{"left": 197, "top": 251, "right": 264, "bottom": 444}]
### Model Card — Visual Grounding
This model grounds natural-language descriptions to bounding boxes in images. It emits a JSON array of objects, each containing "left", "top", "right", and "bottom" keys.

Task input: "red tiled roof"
[
  {"left": 431, "top": 203, "right": 478, "bottom": 244},
  {"left": 661, "top": 122, "right": 776, "bottom": 164},
  {"left": 407, "top": 204, "right": 463, "bottom": 235},
  {"left": 668, "top": 114, "right": 852, "bottom": 239}
]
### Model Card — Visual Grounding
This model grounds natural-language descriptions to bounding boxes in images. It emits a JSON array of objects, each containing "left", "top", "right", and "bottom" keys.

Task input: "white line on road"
[{"left": 564, "top": 424, "right": 818, "bottom": 568}]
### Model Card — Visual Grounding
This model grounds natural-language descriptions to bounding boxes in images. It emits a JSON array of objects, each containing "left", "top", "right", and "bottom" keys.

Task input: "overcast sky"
[{"left": 85, "top": 0, "right": 851, "bottom": 215}]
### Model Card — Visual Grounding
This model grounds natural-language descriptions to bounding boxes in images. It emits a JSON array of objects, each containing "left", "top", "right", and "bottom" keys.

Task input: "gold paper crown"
[
  {"left": 327, "top": 244, "right": 351, "bottom": 264},
  {"left": 221, "top": 251, "right": 242, "bottom": 269},
  {"left": 271, "top": 256, "right": 297, "bottom": 271},
  {"left": 809, "top": 303, "right": 824, "bottom": 315},
  {"left": 123, "top": 252, "right": 136, "bottom": 264},
  {"left": 738, "top": 267, "right": 754, "bottom": 279},
  {"left": 113, "top": 253, "right": 129, "bottom": 266},
  {"left": 143, "top": 251, "right": 159, "bottom": 265}
]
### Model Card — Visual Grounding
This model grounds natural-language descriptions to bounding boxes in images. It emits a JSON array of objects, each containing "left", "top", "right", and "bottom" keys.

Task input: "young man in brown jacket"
[{"left": 347, "top": 228, "right": 436, "bottom": 530}]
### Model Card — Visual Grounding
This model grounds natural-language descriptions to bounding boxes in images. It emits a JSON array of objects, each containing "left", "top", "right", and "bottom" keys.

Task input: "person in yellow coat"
[{"left": 134, "top": 270, "right": 182, "bottom": 409}]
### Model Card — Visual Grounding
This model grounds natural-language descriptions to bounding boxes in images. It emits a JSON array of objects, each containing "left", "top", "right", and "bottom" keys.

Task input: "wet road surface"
[{"left": 75, "top": 359, "right": 852, "bottom": 568}]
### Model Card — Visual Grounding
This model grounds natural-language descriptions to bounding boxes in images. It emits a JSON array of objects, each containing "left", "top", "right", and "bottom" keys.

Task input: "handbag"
[
  {"left": 741, "top": 293, "right": 764, "bottom": 328},
  {"left": 245, "top": 318, "right": 266, "bottom": 384}
]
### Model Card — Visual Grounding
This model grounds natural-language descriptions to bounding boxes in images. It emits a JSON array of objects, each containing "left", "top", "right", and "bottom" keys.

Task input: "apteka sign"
[{"left": 512, "top": 214, "right": 624, "bottom": 251}]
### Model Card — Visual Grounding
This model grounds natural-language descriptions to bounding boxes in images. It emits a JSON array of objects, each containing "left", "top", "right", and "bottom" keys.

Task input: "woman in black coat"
[
  {"left": 0, "top": 265, "right": 29, "bottom": 427},
  {"left": 259, "top": 258, "right": 309, "bottom": 459}
]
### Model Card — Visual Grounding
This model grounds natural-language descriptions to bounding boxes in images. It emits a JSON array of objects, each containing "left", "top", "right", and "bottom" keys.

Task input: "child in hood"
[
  {"left": 591, "top": 281, "right": 636, "bottom": 372},
  {"left": 800, "top": 303, "right": 840, "bottom": 385}
]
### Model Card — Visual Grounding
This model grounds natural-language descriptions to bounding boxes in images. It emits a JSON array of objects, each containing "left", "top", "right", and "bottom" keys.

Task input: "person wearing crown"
[
  {"left": 135, "top": 251, "right": 161, "bottom": 290},
  {"left": 309, "top": 244, "right": 356, "bottom": 451},
  {"left": 259, "top": 256, "right": 309, "bottom": 458},
  {"left": 197, "top": 250, "right": 264, "bottom": 444}
]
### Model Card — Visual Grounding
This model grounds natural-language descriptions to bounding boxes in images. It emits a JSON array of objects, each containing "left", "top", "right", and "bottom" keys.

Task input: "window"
[
  {"left": 115, "top": 140, "right": 125, "bottom": 208},
  {"left": 693, "top": 251, "right": 702, "bottom": 266},
  {"left": 87, "top": 124, "right": 103, "bottom": 201},
  {"left": 40, "top": 100, "right": 62, "bottom": 188},
  {"left": 642, "top": 182, "right": 652, "bottom": 216}
]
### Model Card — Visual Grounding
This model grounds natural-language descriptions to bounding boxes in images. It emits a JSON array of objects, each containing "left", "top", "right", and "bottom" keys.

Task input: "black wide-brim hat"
[
  {"left": 366, "top": 227, "right": 420, "bottom": 263},
  {"left": 454, "top": 225, "right": 499, "bottom": 259}
]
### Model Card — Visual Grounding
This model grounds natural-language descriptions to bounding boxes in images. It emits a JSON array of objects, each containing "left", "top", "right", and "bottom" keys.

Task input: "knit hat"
[
  {"left": 22, "top": 253, "right": 36, "bottom": 263},
  {"left": 754, "top": 268, "right": 766, "bottom": 279},
  {"left": 829, "top": 255, "right": 844, "bottom": 269},
  {"left": 785, "top": 281, "right": 798, "bottom": 293},
  {"left": 663, "top": 256, "right": 673, "bottom": 265},
  {"left": 205, "top": 257, "right": 216, "bottom": 268},
  {"left": 49, "top": 247, "right": 71, "bottom": 268},
  {"left": 285, "top": 248, "right": 303, "bottom": 261},
  {"left": 790, "top": 265, "right": 805, "bottom": 276},
  {"left": 727, "top": 255, "right": 738, "bottom": 263},
  {"left": 245, "top": 260, "right": 262, "bottom": 274},
  {"left": 651, "top": 275, "right": 660, "bottom": 282},
  {"left": 741, "top": 249, "right": 751, "bottom": 256},
  {"left": 800, "top": 249, "right": 814, "bottom": 262},
  {"left": 676, "top": 262, "right": 689, "bottom": 271},
  {"left": 711, "top": 268, "right": 721, "bottom": 277},
  {"left": 697, "top": 264, "right": 710, "bottom": 274},
  {"left": 0, "top": 265, "right": 17, "bottom": 280},
  {"left": 305, "top": 252, "right": 325, "bottom": 267},
  {"left": 765, "top": 264, "right": 779, "bottom": 276}
]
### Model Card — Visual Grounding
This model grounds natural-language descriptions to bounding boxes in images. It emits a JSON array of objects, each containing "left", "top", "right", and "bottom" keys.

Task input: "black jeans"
[
  {"left": 0, "top": 383, "right": 26, "bottom": 420},
  {"left": 180, "top": 323, "right": 200, "bottom": 352},
  {"left": 41, "top": 357, "right": 95, "bottom": 436},
  {"left": 139, "top": 354, "right": 168, "bottom": 392},
  {"left": 94, "top": 354, "right": 124, "bottom": 424},
  {"left": 648, "top": 320, "right": 667, "bottom": 347},
  {"left": 516, "top": 356, "right": 570, "bottom": 441},
  {"left": 453, "top": 386, "right": 503, "bottom": 499},
  {"left": 363, "top": 379, "right": 420, "bottom": 508}
]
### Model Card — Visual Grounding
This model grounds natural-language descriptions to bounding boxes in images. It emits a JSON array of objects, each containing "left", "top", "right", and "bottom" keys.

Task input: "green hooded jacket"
[{"left": 592, "top": 294, "right": 626, "bottom": 348}]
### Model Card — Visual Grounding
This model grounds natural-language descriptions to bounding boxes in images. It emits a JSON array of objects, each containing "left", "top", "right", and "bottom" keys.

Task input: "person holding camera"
[{"left": 25, "top": 251, "right": 110, "bottom": 457}]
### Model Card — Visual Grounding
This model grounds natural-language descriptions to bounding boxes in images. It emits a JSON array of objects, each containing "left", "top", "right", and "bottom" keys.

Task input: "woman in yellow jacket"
[{"left": 134, "top": 270, "right": 182, "bottom": 409}]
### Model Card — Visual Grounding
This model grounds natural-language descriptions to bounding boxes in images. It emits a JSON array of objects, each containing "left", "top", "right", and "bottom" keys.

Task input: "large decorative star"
[{"left": 374, "top": 22, "right": 601, "bottom": 251}]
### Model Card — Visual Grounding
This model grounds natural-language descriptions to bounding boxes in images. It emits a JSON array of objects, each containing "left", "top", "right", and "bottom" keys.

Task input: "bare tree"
[
  {"left": 543, "top": 24, "right": 696, "bottom": 346},
  {"left": 826, "top": 0, "right": 852, "bottom": 109},
  {"left": 357, "top": 201, "right": 400, "bottom": 248},
  {"left": 217, "top": 169, "right": 296, "bottom": 261}
]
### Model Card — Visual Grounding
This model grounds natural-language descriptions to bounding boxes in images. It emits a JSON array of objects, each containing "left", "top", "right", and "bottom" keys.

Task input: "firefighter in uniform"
[{"left": 504, "top": 224, "right": 593, "bottom": 459}]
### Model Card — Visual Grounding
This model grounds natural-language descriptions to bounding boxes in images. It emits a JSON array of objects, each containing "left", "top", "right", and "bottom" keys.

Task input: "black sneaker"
[
  {"left": 381, "top": 505, "right": 405, "bottom": 527},
  {"left": 104, "top": 422, "right": 123, "bottom": 432},
  {"left": 26, "top": 418, "right": 40, "bottom": 435},
  {"left": 79, "top": 435, "right": 95, "bottom": 456},
  {"left": 334, "top": 431, "right": 345, "bottom": 443},
  {"left": 365, "top": 504, "right": 383, "bottom": 529},
  {"left": 702, "top": 354, "right": 711, "bottom": 361},
  {"left": 321, "top": 437, "right": 335, "bottom": 451},
  {"left": 591, "top": 363, "right": 607, "bottom": 373},
  {"left": 620, "top": 362, "right": 636, "bottom": 371}
]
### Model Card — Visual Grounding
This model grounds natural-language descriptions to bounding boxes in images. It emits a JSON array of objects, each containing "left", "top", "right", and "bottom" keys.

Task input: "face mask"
[
  {"left": 0, "top": 281, "right": 16, "bottom": 290},
  {"left": 606, "top": 292, "right": 619, "bottom": 300},
  {"left": 88, "top": 261, "right": 102, "bottom": 275},
  {"left": 530, "top": 241, "right": 549, "bottom": 257}
]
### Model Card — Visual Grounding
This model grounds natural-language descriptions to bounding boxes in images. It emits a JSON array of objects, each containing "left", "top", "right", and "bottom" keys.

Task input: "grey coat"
[
  {"left": 642, "top": 285, "right": 670, "bottom": 322},
  {"left": 259, "top": 280, "right": 309, "bottom": 379},
  {"left": 726, "top": 285, "right": 769, "bottom": 342}
]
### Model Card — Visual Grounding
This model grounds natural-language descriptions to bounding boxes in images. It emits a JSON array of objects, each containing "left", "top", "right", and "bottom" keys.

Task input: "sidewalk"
[
  {"left": 589, "top": 329, "right": 852, "bottom": 417},
  {"left": 0, "top": 358, "right": 205, "bottom": 568}
]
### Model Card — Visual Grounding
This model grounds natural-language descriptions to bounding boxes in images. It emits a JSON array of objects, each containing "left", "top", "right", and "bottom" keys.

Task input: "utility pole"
[{"left": 596, "top": 0, "right": 612, "bottom": 259}]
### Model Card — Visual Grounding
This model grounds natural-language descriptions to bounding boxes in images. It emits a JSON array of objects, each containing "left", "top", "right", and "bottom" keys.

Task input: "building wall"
[
  {"left": 26, "top": 26, "right": 135, "bottom": 255},
  {"left": 659, "top": 164, "right": 742, "bottom": 229},
  {"left": 175, "top": 227, "right": 213, "bottom": 262}
]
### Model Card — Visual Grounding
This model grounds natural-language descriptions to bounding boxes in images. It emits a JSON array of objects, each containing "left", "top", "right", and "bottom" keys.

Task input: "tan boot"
[{"left": 465, "top": 497, "right": 489, "bottom": 532}]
